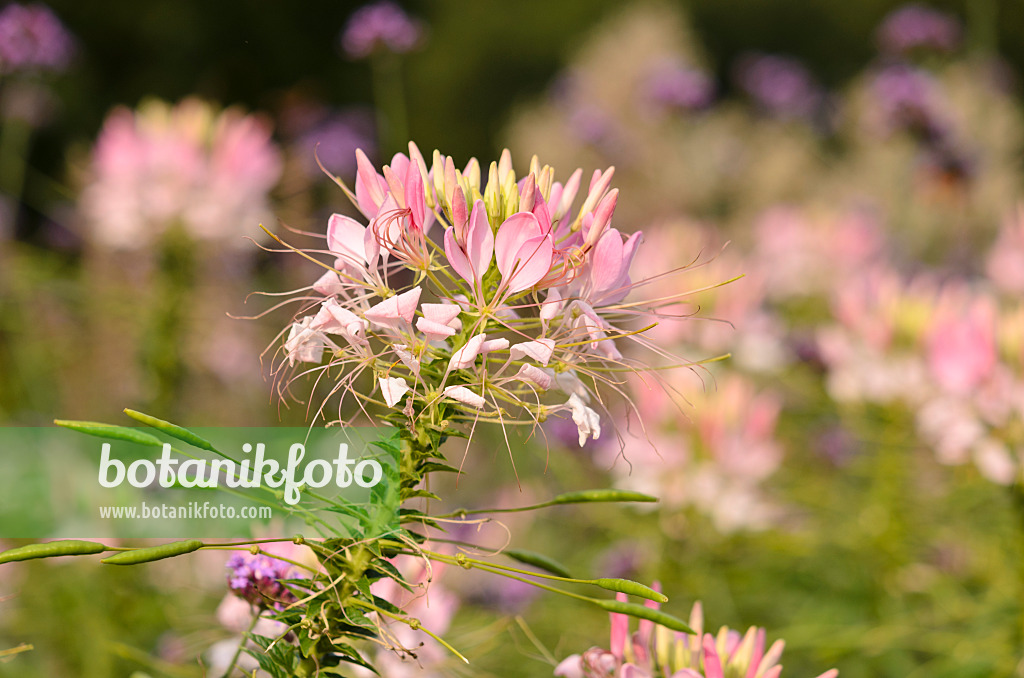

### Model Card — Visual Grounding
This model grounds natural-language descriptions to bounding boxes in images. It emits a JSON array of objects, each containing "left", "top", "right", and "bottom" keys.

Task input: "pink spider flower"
[
  {"left": 271, "top": 144, "right": 705, "bottom": 455},
  {"left": 555, "top": 595, "right": 838, "bottom": 678}
]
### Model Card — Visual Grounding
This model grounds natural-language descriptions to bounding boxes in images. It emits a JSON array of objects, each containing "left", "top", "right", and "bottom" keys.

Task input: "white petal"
[
  {"left": 443, "top": 385, "right": 486, "bottom": 409},
  {"left": 379, "top": 377, "right": 410, "bottom": 408},
  {"left": 509, "top": 338, "right": 555, "bottom": 365}
]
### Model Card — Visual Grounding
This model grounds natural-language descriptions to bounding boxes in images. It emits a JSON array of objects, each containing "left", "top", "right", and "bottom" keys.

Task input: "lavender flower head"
[
  {"left": 0, "top": 3, "right": 73, "bottom": 74},
  {"left": 734, "top": 53, "right": 821, "bottom": 120},
  {"left": 877, "top": 4, "right": 961, "bottom": 56},
  {"left": 340, "top": 1, "right": 423, "bottom": 59},
  {"left": 295, "top": 109, "right": 376, "bottom": 178},
  {"left": 226, "top": 552, "right": 296, "bottom": 610},
  {"left": 643, "top": 57, "right": 716, "bottom": 113},
  {"left": 870, "top": 63, "right": 946, "bottom": 140}
]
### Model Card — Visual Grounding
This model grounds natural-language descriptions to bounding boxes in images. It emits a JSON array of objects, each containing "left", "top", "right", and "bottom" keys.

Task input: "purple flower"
[
  {"left": 877, "top": 4, "right": 961, "bottom": 56},
  {"left": 295, "top": 110, "right": 376, "bottom": 178},
  {"left": 870, "top": 64, "right": 946, "bottom": 140},
  {"left": 0, "top": 3, "right": 73, "bottom": 74},
  {"left": 643, "top": 58, "right": 716, "bottom": 113},
  {"left": 226, "top": 552, "right": 296, "bottom": 610},
  {"left": 340, "top": 1, "right": 423, "bottom": 59},
  {"left": 734, "top": 53, "right": 821, "bottom": 120}
]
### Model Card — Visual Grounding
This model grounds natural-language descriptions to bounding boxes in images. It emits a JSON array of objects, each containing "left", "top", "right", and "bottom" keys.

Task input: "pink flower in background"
[
  {"left": 340, "top": 1, "right": 423, "bottom": 59},
  {"left": 556, "top": 597, "right": 838, "bottom": 678},
  {"left": 876, "top": 4, "right": 961, "bottom": 56},
  {"left": 0, "top": 3, "right": 73, "bottom": 74},
  {"left": 369, "top": 557, "right": 459, "bottom": 677},
  {"left": 925, "top": 288, "right": 997, "bottom": 396},
  {"left": 986, "top": 206, "right": 1024, "bottom": 294},
  {"left": 80, "top": 98, "right": 282, "bottom": 250}
]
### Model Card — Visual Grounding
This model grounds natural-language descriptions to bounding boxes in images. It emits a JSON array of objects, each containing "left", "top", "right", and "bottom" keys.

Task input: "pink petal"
[
  {"left": 609, "top": 592, "right": 629, "bottom": 660},
  {"left": 504, "top": 234, "right": 554, "bottom": 294},
  {"left": 702, "top": 634, "right": 724, "bottom": 678},
  {"left": 584, "top": 188, "right": 618, "bottom": 249},
  {"left": 509, "top": 338, "right": 555, "bottom": 365},
  {"left": 495, "top": 212, "right": 544, "bottom": 278},
  {"left": 364, "top": 286, "right": 422, "bottom": 328},
  {"left": 540, "top": 287, "right": 565, "bottom": 321},
  {"left": 354, "top": 148, "right": 387, "bottom": 217},
  {"left": 514, "top": 363, "right": 552, "bottom": 389},
  {"left": 466, "top": 199, "right": 494, "bottom": 284},
  {"left": 326, "top": 213, "right": 368, "bottom": 269},
  {"left": 379, "top": 377, "right": 410, "bottom": 407},
  {"left": 553, "top": 655, "right": 584, "bottom": 678},
  {"left": 313, "top": 270, "right": 345, "bottom": 296},
  {"left": 480, "top": 338, "right": 509, "bottom": 353},
  {"left": 589, "top": 228, "right": 625, "bottom": 298},
  {"left": 416, "top": 316, "right": 457, "bottom": 342},
  {"left": 406, "top": 158, "right": 426, "bottom": 230},
  {"left": 448, "top": 333, "right": 486, "bottom": 370},
  {"left": 444, "top": 227, "right": 475, "bottom": 285},
  {"left": 421, "top": 303, "right": 461, "bottom": 327},
  {"left": 443, "top": 385, "right": 486, "bottom": 409},
  {"left": 392, "top": 344, "right": 420, "bottom": 376}
]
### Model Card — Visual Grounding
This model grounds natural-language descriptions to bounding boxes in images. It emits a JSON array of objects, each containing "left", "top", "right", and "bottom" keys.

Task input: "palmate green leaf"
[
  {"left": 321, "top": 644, "right": 379, "bottom": 675},
  {"left": 53, "top": 420, "right": 163, "bottom": 448},
  {"left": 368, "top": 559, "right": 414, "bottom": 592},
  {"left": 248, "top": 634, "right": 295, "bottom": 678}
]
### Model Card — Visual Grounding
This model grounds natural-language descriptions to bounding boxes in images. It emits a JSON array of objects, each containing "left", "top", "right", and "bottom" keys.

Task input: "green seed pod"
[
  {"left": 594, "top": 598, "right": 695, "bottom": 634},
  {"left": 53, "top": 420, "right": 163, "bottom": 447},
  {"left": 100, "top": 540, "right": 203, "bottom": 565},
  {"left": 593, "top": 578, "right": 668, "bottom": 603},
  {"left": 0, "top": 540, "right": 107, "bottom": 564},
  {"left": 504, "top": 549, "right": 573, "bottom": 579},
  {"left": 550, "top": 489, "right": 658, "bottom": 506},
  {"left": 122, "top": 409, "right": 218, "bottom": 453}
]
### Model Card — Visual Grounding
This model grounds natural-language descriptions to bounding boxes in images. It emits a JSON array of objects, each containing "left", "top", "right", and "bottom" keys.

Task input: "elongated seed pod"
[
  {"left": 594, "top": 598, "right": 695, "bottom": 634},
  {"left": 53, "top": 420, "right": 163, "bottom": 447},
  {"left": 504, "top": 549, "right": 573, "bottom": 579},
  {"left": 122, "top": 409, "right": 218, "bottom": 453},
  {"left": 100, "top": 540, "right": 203, "bottom": 565},
  {"left": 549, "top": 490, "right": 658, "bottom": 505},
  {"left": 0, "top": 540, "right": 107, "bottom": 564},
  {"left": 593, "top": 578, "right": 668, "bottom": 603}
]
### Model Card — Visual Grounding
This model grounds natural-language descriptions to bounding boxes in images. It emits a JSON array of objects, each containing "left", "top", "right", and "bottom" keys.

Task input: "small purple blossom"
[
  {"left": 870, "top": 64, "right": 946, "bottom": 140},
  {"left": 643, "top": 58, "right": 716, "bottom": 113},
  {"left": 226, "top": 552, "right": 296, "bottom": 610},
  {"left": 0, "top": 3, "right": 73, "bottom": 74},
  {"left": 340, "top": 1, "right": 423, "bottom": 59},
  {"left": 877, "top": 4, "right": 961, "bottom": 56},
  {"left": 735, "top": 53, "right": 821, "bottom": 120},
  {"left": 295, "top": 110, "right": 376, "bottom": 178}
]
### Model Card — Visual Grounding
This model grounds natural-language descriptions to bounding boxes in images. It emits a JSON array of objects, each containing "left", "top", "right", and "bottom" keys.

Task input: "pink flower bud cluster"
[{"left": 556, "top": 595, "right": 838, "bottom": 678}]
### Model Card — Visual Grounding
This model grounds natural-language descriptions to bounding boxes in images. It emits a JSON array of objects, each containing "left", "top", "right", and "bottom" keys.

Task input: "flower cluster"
[
  {"left": 226, "top": 551, "right": 298, "bottom": 610},
  {"left": 279, "top": 144, "right": 684, "bottom": 449},
  {"left": 734, "top": 53, "right": 822, "bottom": 120},
  {"left": 340, "top": 1, "right": 423, "bottom": 59},
  {"left": 555, "top": 596, "right": 838, "bottom": 678},
  {"left": 0, "top": 3, "right": 73, "bottom": 74},
  {"left": 876, "top": 4, "right": 961, "bottom": 56},
  {"left": 79, "top": 97, "right": 282, "bottom": 250}
]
